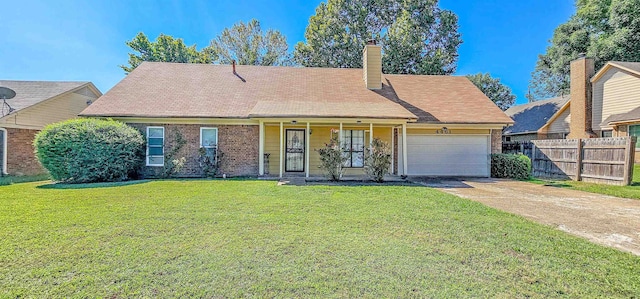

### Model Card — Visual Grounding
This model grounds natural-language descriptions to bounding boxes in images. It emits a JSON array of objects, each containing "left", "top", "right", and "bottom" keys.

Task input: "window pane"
[
  {"left": 352, "top": 152, "right": 364, "bottom": 167},
  {"left": 342, "top": 151, "right": 351, "bottom": 167},
  {"left": 630, "top": 126, "right": 640, "bottom": 148},
  {"left": 601, "top": 130, "right": 613, "bottom": 137},
  {"left": 201, "top": 128, "right": 218, "bottom": 147},
  {"left": 148, "top": 146, "right": 163, "bottom": 156},
  {"left": 342, "top": 130, "right": 351, "bottom": 150},
  {"left": 148, "top": 137, "right": 163, "bottom": 146},
  {"left": 148, "top": 156, "right": 164, "bottom": 165},
  {"left": 352, "top": 130, "right": 364, "bottom": 151},
  {"left": 148, "top": 128, "right": 163, "bottom": 138}
]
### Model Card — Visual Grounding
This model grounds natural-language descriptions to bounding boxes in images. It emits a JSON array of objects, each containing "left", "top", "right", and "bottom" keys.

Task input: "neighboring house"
[
  {"left": 503, "top": 96, "right": 570, "bottom": 142},
  {"left": 80, "top": 43, "right": 513, "bottom": 178},
  {"left": 504, "top": 58, "right": 640, "bottom": 151},
  {"left": 0, "top": 81, "right": 102, "bottom": 175}
]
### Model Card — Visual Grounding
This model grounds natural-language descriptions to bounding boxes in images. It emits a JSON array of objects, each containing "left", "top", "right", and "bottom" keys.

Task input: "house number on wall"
[{"left": 436, "top": 127, "right": 451, "bottom": 134}]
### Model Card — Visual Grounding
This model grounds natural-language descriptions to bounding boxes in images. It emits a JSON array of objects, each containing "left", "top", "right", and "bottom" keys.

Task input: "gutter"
[{"left": 0, "top": 127, "right": 7, "bottom": 175}]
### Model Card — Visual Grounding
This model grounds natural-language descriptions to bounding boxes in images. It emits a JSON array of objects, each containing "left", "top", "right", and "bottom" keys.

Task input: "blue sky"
[{"left": 1, "top": 0, "right": 575, "bottom": 105}]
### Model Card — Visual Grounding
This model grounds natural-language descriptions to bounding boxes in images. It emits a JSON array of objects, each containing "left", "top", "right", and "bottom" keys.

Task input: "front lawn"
[
  {"left": 1, "top": 180, "right": 639, "bottom": 297},
  {"left": 531, "top": 164, "right": 640, "bottom": 200}
]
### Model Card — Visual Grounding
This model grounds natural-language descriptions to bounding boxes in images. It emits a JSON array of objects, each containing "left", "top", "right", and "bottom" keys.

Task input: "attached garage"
[{"left": 399, "top": 134, "right": 490, "bottom": 177}]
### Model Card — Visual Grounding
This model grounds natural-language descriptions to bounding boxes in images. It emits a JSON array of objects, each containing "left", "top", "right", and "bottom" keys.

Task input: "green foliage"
[
  {"left": 198, "top": 147, "right": 224, "bottom": 178},
  {"left": 120, "top": 32, "right": 211, "bottom": 73},
  {"left": 33, "top": 119, "right": 144, "bottom": 183},
  {"left": 528, "top": 0, "right": 640, "bottom": 100},
  {"left": 294, "top": 0, "right": 462, "bottom": 75},
  {"left": 204, "top": 19, "right": 291, "bottom": 66},
  {"left": 491, "top": 154, "right": 532, "bottom": 180},
  {"left": 160, "top": 131, "right": 187, "bottom": 179},
  {"left": 466, "top": 73, "right": 516, "bottom": 111},
  {"left": 316, "top": 129, "right": 349, "bottom": 181},
  {"left": 364, "top": 138, "right": 392, "bottom": 182}
]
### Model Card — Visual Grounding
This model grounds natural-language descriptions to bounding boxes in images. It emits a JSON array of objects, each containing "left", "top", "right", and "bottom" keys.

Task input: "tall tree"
[
  {"left": 294, "top": 0, "right": 462, "bottom": 75},
  {"left": 466, "top": 73, "right": 516, "bottom": 111},
  {"left": 120, "top": 33, "right": 211, "bottom": 73},
  {"left": 204, "top": 19, "right": 290, "bottom": 66},
  {"left": 528, "top": 0, "right": 640, "bottom": 100}
]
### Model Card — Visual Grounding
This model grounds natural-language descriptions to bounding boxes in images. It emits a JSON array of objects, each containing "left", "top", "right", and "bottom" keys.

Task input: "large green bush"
[
  {"left": 34, "top": 119, "right": 145, "bottom": 183},
  {"left": 491, "top": 154, "right": 531, "bottom": 180}
]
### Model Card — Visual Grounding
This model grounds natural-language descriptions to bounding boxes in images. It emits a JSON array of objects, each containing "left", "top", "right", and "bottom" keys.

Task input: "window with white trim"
[
  {"left": 200, "top": 127, "right": 218, "bottom": 149},
  {"left": 146, "top": 127, "right": 164, "bottom": 166},
  {"left": 342, "top": 130, "right": 365, "bottom": 167}
]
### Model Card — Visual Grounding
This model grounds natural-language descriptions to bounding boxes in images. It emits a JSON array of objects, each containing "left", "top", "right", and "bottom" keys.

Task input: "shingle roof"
[
  {"left": 503, "top": 96, "right": 569, "bottom": 135},
  {"left": 602, "top": 106, "right": 640, "bottom": 125},
  {"left": 81, "top": 62, "right": 512, "bottom": 124},
  {"left": 610, "top": 61, "right": 640, "bottom": 74},
  {"left": 0, "top": 80, "right": 89, "bottom": 113}
]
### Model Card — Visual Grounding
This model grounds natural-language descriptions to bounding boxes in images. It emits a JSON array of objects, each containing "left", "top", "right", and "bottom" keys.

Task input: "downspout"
[{"left": 0, "top": 127, "right": 7, "bottom": 175}]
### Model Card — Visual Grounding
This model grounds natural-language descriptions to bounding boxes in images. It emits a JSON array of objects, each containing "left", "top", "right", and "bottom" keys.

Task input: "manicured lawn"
[
  {"left": 531, "top": 164, "right": 640, "bottom": 200},
  {"left": 1, "top": 180, "right": 639, "bottom": 297}
]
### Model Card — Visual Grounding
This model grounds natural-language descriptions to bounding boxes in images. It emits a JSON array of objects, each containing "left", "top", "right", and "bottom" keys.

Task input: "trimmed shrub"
[
  {"left": 34, "top": 119, "right": 145, "bottom": 183},
  {"left": 364, "top": 138, "right": 392, "bottom": 182},
  {"left": 316, "top": 129, "right": 349, "bottom": 181},
  {"left": 491, "top": 153, "right": 531, "bottom": 180}
]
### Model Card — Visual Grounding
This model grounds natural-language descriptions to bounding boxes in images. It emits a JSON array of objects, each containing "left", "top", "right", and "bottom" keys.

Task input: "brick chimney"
[
  {"left": 568, "top": 54, "right": 597, "bottom": 139},
  {"left": 363, "top": 40, "right": 382, "bottom": 90}
]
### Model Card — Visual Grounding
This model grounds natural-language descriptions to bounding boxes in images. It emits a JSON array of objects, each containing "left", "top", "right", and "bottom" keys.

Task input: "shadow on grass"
[
  {"left": 37, "top": 180, "right": 152, "bottom": 190},
  {"left": 0, "top": 174, "right": 51, "bottom": 186}
]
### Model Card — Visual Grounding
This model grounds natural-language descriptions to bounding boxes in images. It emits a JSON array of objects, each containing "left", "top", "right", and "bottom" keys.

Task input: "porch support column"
[
  {"left": 259, "top": 120, "right": 264, "bottom": 176},
  {"left": 369, "top": 123, "right": 373, "bottom": 147},
  {"left": 339, "top": 122, "right": 343, "bottom": 141},
  {"left": 391, "top": 127, "right": 394, "bottom": 174},
  {"left": 306, "top": 122, "right": 310, "bottom": 178},
  {"left": 402, "top": 123, "right": 408, "bottom": 176},
  {"left": 279, "top": 121, "right": 284, "bottom": 178}
]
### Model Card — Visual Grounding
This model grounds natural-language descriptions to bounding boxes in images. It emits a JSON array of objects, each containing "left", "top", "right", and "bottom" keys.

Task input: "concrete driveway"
[{"left": 412, "top": 178, "right": 640, "bottom": 256}]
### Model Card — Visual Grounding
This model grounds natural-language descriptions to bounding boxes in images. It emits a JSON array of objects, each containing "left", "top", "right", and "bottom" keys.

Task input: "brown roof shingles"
[{"left": 81, "top": 62, "right": 512, "bottom": 124}]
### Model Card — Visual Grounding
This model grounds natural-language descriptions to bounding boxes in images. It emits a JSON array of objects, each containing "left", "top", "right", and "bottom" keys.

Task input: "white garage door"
[{"left": 405, "top": 135, "right": 489, "bottom": 177}]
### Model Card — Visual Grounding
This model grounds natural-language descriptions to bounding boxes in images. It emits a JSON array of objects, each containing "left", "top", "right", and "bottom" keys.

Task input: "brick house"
[
  {"left": 0, "top": 81, "right": 102, "bottom": 175},
  {"left": 80, "top": 43, "right": 513, "bottom": 178}
]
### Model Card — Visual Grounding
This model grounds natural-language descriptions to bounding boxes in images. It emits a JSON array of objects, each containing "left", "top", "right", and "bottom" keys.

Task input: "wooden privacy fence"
[{"left": 531, "top": 137, "right": 636, "bottom": 186}]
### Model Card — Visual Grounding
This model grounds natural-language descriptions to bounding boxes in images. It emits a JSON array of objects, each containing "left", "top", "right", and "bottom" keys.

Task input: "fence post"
[
  {"left": 575, "top": 139, "right": 583, "bottom": 181},
  {"left": 623, "top": 136, "right": 636, "bottom": 186},
  {"left": 531, "top": 142, "right": 537, "bottom": 176}
]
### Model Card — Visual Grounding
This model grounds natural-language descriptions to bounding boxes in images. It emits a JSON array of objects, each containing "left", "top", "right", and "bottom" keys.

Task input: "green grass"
[
  {"left": 1, "top": 180, "right": 639, "bottom": 297},
  {"left": 531, "top": 164, "right": 640, "bottom": 200},
  {"left": 0, "top": 173, "right": 50, "bottom": 186}
]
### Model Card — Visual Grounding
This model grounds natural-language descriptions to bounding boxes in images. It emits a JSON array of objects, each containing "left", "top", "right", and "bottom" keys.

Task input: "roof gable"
[
  {"left": 504, "top": 96, "right": 569, "bottom": 135},
  {"left": 0, "top": 80, "right": 99, "bottom": 115},
  {"left": 592, "top": 61, "right": 640, "bottom": 83}
]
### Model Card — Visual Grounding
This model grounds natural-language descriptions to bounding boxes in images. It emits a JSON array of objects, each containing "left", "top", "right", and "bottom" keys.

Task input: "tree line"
[{"left": 129, "top": 0, "right": 639, "bottom": 110}]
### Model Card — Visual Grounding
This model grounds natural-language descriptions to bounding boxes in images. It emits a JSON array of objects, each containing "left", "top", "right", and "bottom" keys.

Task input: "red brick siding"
[
  {"left": 129, "top": 124, "right": 259, "bottom": 178},
  {"left": 5, "top": 128, "right": 46, "bottom": 175},
  {"left": 491, "top": 129, "right": 502, "bottom": 154}
]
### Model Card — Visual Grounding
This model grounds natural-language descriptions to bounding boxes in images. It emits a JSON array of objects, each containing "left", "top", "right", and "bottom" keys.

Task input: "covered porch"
[{"left": 256, "top": 118, "right": 410, "bottom": 178}]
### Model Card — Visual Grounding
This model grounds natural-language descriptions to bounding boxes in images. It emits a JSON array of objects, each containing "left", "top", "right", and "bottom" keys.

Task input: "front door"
[{"left": 285, "top": 129, "right": 305, "bottom": 172}]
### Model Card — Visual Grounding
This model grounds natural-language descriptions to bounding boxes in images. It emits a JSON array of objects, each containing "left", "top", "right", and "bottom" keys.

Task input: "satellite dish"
[
  {"left": 0, "top": 87, "right": 16, "bottom": 117},
  {"left": 0, "top": 87, "right": 16, "bottom": 100}
]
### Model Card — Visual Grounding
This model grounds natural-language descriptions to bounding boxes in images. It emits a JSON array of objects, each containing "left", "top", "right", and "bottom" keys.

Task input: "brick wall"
[
  {"left": 6, "top": 128, "right": 46, "bottom": 176},
  {"left": 491, "top": 129, "right": 502, "bottom": 154},
  {"left": 129, "top": 124, "right": 259, "bottom": 178}
]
